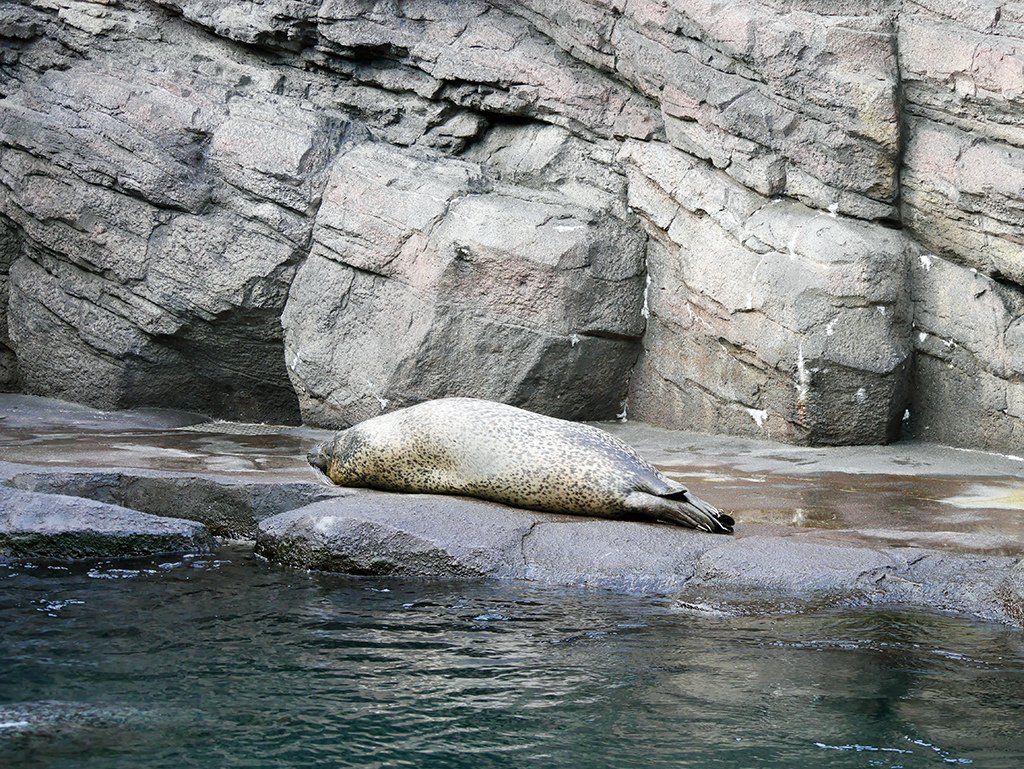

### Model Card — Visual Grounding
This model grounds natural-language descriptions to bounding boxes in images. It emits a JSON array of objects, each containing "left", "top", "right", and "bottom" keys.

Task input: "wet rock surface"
[
  {"left": 1002, "top": 560, "right": 1024, "bottom": 625},
  {"left": 255, "top": 498, "right": 1021, "bottom": 624},
  {"left": 0, "top": 486, "right": 212, "bottom": 560},
  {"left": 1, "top": 395, "right": 1022, "bottom": 626}
]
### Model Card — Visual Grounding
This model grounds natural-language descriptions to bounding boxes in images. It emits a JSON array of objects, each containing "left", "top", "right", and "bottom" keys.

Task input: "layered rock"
[
  {"left": 0, "top": 3, "right": 349, "bottom": 421},
  {"left": 598, "top": 0, "right": 901, "bottom": 218},
  {"left": 620, "top": 140, "right": 912, "bottom": 443},
  {"left": 900, "top": 1, "right": 1024, "bottom": 283},
  {"left": 0, "top": 0, "right": 1022, "bottom": 447}
]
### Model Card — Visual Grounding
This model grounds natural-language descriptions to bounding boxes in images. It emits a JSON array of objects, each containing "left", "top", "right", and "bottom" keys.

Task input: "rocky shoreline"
[{"left": 1, "top": 394, "right": 1022, "bottom": 626}]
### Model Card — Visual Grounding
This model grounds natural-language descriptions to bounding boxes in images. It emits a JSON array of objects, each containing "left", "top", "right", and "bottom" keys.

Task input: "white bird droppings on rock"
[{"left": 746, "top": 408, "right": 768, "bottom": 427}]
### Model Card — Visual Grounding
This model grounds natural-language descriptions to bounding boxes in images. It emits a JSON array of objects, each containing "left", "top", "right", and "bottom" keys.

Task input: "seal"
[{"left": 307, "top": 397, "right": 734, "bottom": 534}]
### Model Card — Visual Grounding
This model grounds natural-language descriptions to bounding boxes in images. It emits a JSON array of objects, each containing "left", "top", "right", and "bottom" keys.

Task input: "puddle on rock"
[
  {"left": 663, "top": 465, "right": 1024, "bottom": 556},
  {"left": 944, "top": 485, "right": 1024, "bottom": 511},
  {"left": 0, "top": 426, "right": 317, "bottom": 480}
]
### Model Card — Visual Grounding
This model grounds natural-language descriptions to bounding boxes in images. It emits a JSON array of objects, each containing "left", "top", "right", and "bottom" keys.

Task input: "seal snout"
[{"left": 307, "top": 441, "right": 330, "bottom": 475}]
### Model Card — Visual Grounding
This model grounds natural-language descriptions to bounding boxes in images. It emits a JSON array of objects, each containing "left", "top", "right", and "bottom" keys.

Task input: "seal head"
[{"left": 308, "top": 443, "right": 330, "bottom": 475}]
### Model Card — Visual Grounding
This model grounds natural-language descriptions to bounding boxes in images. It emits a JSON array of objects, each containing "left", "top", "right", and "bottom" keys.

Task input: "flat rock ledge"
[
  {"left": 256, "top": 492, "right": 1024, "bottom": 626},
  {"left": 0, "top": 487, "right": 212, "bottom": 560}
]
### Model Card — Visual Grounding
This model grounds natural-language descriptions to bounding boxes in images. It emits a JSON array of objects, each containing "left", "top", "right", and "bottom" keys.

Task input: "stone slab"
[{"left": 0, "top": 486, "right": 212, "bottom": 560}]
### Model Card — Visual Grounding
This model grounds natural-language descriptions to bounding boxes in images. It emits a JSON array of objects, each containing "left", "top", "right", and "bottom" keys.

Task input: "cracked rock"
[{"left": 620, "top": 140, "right": 913, "bottom": 445}]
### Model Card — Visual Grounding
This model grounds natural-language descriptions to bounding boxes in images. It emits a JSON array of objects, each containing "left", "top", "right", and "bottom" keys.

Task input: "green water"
[{"left": 1, "top": 549, "right": 1022, "bottom": 769}]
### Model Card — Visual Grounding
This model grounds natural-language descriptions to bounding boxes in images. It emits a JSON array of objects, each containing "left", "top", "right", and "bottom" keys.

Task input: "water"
[{"left": 2, "top": 550, "right": 1023, "bottom": 769}]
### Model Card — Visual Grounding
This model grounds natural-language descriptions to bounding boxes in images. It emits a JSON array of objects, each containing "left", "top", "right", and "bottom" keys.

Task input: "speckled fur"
[{"left": 309, "top": 398, "right": 733, "bottom": 533}]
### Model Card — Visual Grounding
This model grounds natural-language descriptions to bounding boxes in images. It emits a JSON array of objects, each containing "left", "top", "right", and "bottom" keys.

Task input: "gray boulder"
[
  {"left": 888, "top": 551, "right": 1023, "bottom": 623},
  {"left": 255, "top": 490, "right": 1022, "bottom": 622},
  {"left": 255, "top": 492, "right": 545, "bottom": 577},
  {"left": 255, "top": 491, "right": 724, "bottom": 591},
  {"left": 519, "top": 516, "right": 714, "bottom": 593},
  {"left": 691, "top": 535, "right": 904, "bottom": 595},
  {"left": 0, "top": 487, "right": 211, "bottom": 560},
  {"left": 6, "top": 469, "right": 343, "bottom": 539},
  {"left": 282, "top": 139, "right": 646, "bottom": 428}
]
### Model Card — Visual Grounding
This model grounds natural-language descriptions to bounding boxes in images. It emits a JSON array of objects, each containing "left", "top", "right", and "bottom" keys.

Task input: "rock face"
[{"left": 0, "top": 0, "right": 1022, "bottom": 448}]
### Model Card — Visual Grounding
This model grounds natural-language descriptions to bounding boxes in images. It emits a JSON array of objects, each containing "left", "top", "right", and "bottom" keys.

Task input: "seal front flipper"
[{"left": 623, "top": 490, "right": 735, "bottom": 534}]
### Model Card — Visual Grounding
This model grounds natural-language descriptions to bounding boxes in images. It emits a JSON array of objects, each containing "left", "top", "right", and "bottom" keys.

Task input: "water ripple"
[{"left": 1, "top": 550, "right": 1023, "bottom": 768}]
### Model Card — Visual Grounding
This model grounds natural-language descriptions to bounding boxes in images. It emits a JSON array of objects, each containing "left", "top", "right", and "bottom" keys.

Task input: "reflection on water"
[
  {"left": 665, "top": 466, "right": 1024, "bottom": 555},
  {"left": 2, "top": 550, "right": 1023, "bottom": 769}
]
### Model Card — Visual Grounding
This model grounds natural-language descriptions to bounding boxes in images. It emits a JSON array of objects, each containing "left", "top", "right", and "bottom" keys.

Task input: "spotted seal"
[{"left": 307, "top": 398, "right": 733, "bottom": 533}]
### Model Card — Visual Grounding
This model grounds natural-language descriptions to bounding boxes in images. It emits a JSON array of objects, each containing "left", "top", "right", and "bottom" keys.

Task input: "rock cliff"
[{"left": 1, "top": 0, "right": 1021, "bottom": 448}]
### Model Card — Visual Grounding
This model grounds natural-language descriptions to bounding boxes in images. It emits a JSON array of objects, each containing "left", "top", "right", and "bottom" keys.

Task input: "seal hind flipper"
[
  {"left": 624, "top": 490, "right": 735, "bottom": 534},
  {"left": 663, "top": 488, "right": 735, "bottom": 534}
]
